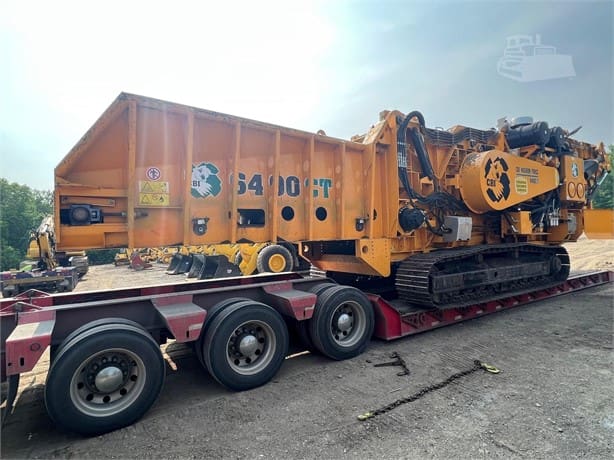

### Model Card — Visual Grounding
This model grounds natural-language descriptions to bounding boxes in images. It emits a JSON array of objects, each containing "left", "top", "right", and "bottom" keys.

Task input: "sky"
[{"left": 1, "top": 0, "right": 612, "bottom": 191}]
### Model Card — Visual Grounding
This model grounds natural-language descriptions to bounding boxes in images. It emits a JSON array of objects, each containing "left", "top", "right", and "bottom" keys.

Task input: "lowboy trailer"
[{"left": 1, "top": 270, "right": 611, "bottom": 435}]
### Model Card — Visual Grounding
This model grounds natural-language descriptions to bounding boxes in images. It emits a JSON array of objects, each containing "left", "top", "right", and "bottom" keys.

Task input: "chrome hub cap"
[
  {"left": 336, "top": 313, "right": 352, "bottom": 332},
  {"left": 238, "top": 334, "right": 259, "bottom": 356},
  {"left": 226, "top": 320, "right": 276, "bottom": 376},
  {"left": 330, "top": 301, "right": 367, "bottom": 347},
  {"left": 94, "top": 366, "right": 124, "bottom": 393},
  {"left": 70, "top": 348, "right": 146, "bottom": 417}
]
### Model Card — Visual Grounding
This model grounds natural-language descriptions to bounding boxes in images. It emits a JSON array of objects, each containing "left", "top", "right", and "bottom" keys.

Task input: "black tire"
[
  {"left": 2, "top": 287, "right": 16, "bottom": 298},
  {"left": 56, "top": 276, "right": 76, "bottom": 293},
  {"left": 256, "top": 244, "right": 294, "bottom": 273},
  {"left": 195, "top": 297, "right": 250, "bottom": 367},
  {"left": 202, "top": 301, "right": 289, "bottom": 391},
  {"left": 309, "top": 282, "right": 338, "bottom": 297},
  {"left": 45, "top": 323, "right": 165, "bottom": 435},
  {"left": 50, "top": 318, "right": 145, "bottom": 364},
  {"left": 278, "top": 242, "right": 306, "bottom": 271},
  {"left": 295, "top": 283, "right": 338, "bottom": 350},
  {"left": 308, "top": 286, "right": 374, "bottom": 360}
]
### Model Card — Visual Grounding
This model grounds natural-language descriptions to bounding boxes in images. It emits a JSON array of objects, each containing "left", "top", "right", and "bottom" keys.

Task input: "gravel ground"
[{"left": 1, "top": 243, "right": 613, "bottom": 459}]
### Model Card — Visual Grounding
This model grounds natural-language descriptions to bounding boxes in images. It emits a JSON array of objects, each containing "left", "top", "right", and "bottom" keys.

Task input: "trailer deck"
[{"left": 1, "top": 270, "right": 611, "bottom": 434}]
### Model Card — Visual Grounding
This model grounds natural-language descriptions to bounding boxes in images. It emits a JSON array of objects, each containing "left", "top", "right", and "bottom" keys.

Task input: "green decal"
[{"left": 192, "top": 162, "right": 222, "bottom": 198}]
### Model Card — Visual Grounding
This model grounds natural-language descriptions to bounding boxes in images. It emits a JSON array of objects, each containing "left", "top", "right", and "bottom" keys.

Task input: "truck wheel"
[
  {"left": 308, "top": 286, "right": 374, "bottom": 360},
  {"left": 256, "top": 245, "right": 294, "bottom": 273},
  {"left": 202, "top": 301, "right": 288, "bottom": 391},
  {"left": 195, "top": 297, "right": 250, "bottom": 367},
  {"left": 2, "top": 286, "right": 17, "bottom": 298},
  {"left": 45, "top": 323, "right": 165, "bottom": 435},
  {"left": 295, "top": 283, "right": 338, "bottom": 350},
  {"left": 56, "top": 280, "right": 73, "bottom": 293},
  {"left": 50, "top": 318, "right": 146, "bottom": 364}
]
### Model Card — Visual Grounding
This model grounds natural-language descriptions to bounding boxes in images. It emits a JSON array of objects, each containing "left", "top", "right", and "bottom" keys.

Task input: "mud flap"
[
  {"left": 166, "top": 254, "right": 193, "bottom": 275},
  {"left": 1, "top": 374, "right": 20, "bottom": 424}
]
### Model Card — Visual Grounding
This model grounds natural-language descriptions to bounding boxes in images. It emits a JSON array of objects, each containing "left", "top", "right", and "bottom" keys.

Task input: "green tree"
[
  {"left": 591, "top": 145, "right": 614, "bottom": 209},
  {"left": 0, "top": 179, "right": 53, "bottom": 270},
  {"left": 87, "top": 249, "right": 120, "bottom": 265}
]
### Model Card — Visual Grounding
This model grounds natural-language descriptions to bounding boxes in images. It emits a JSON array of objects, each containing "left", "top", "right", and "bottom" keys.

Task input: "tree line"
[
  {"left": 0, "top": 178, "right": 53, "bottom": 270},
  {"left": 0, "top": 148, "right": 612, "bottom": 270},
  {"left": 592, "top": 146, "right": 613, "bottom": 209}
]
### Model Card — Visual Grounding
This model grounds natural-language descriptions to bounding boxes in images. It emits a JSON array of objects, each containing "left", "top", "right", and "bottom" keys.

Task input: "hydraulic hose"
[
  {"left": 395, "top": 110, "right": 463, "bottom": 236},
  {"left": 396, "top": 111, "right": 427, "bottom": 200},
  {"left": 402, "top": 110, "right": 426, "bottom": 128},
  {"left": 408, "top": 127, "right": 435, "bottom": 182}
]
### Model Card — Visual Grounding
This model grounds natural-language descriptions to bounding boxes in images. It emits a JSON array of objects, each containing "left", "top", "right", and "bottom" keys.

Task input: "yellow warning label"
[
  {"left": 139, "top": 193, "right": 170, "bottom": 206},
  {"left": 139, "top": 181, "right": 169, "bottom": 193},
  {"left": 515, "top": 176, "right": 529, "bottom": 195}
]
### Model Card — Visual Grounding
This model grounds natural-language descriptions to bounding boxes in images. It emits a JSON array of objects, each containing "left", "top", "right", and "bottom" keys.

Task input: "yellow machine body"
[
  {"left": 583, "top": 209, "right": 614, "bottom": 239},
  {"left": 54, "top": 93, "right": 613, "bottom": 278},
  {"left": 459, "top": 150, "right": 559, "bottom": 213}
]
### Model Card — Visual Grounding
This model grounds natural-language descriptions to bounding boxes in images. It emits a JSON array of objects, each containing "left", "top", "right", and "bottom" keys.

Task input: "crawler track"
[{"left": 395, "top": 244, "right": 570, "bottom": 309}]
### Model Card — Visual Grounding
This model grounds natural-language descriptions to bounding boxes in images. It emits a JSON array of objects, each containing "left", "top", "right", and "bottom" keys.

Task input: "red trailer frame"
[{"left": 1, "top": 270, "right": 612, "bottom": 435}]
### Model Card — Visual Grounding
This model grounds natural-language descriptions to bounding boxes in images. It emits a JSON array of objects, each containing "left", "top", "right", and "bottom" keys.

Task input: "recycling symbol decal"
[
  {"left": 191, "top": 162, "right": 222, "bottom": 198},
  {"left": 484, "top": 156, "right": 511, "bottom": 203}
]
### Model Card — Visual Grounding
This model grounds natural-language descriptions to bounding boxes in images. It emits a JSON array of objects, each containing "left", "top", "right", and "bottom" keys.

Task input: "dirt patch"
[
  {"left": 564, "top": 235, "right": 614, "bottom": 271},
  {"left": 74, "top": 263, "right": 177, "bottom": 292}
]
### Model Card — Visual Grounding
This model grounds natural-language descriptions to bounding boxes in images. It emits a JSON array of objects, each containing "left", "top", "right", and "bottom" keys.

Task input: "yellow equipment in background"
[
  {"left": 162, "top": 242, "right": 300, "bottom": 278},
  {"left": 23, "top": 216, "right": 89, "bottom": 276},
  {"left": 1, "top": 216, "right": 88, "bottom": 297}
]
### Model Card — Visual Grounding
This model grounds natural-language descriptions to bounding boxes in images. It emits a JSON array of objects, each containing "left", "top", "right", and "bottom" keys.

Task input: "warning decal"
[
  {"left": 515, "top": 176, "right": 529, "bottom": 195},
  {"left": 139, "top": 181, "right": 170, "bottom": 206},
  {"left": 146, "top": 167, "right": 162, "bottom": 181}
]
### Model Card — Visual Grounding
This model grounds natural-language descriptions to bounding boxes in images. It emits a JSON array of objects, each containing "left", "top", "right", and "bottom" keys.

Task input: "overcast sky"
[{"left": 1, "top": 0, "right": 612, "bottom": 190}]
